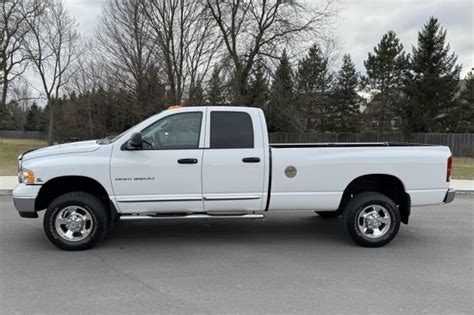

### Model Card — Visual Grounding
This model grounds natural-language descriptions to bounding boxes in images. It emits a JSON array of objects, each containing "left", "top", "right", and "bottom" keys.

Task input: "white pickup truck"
[{"left": 13, "top": 106, "right": 456, "bottom": 250}]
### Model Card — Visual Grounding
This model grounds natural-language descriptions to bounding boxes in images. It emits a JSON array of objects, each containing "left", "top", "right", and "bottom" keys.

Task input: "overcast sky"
[{"left": 64, "top": 0, "right": 472, "bottom": 78}]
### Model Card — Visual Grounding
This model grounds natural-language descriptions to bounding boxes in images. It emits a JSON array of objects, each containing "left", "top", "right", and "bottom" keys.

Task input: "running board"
[{"left": 120, "top": 213, "right": 265, "bottom": 220}]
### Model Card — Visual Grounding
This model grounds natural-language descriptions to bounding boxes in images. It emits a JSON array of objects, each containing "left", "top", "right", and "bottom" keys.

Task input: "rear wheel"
[
  {"left": 43, "top": 192, "right": 109, "bottom": 250},
  {"left": 343, "top": 192, "right": 400, "bottom": 247}
]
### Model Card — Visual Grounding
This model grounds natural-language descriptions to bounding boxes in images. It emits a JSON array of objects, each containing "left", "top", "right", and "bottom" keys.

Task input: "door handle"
[
  {"left": 177, "top": 158, "right": 198, "bottom": 164},
  {"left": 242, "top": 157, "right": 260, "bottom": 163}
]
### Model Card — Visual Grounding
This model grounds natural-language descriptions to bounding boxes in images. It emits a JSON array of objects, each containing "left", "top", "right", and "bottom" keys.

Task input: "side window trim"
[{"left": 139, "top": 111, "right": 204, "bottom": 151}]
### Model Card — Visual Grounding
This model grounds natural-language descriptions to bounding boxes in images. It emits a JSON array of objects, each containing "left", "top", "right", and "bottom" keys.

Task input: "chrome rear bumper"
[{"left": 443, "top": 189, "right": 456, "bottom": 204}]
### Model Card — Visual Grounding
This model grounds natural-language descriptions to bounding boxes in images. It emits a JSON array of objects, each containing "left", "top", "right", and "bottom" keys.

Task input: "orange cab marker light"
[{"left": 167, "top": 104, "right": 182, "bottom": 110}]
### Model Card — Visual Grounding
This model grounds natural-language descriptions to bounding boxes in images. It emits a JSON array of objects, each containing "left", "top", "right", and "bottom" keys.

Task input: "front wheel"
[
  {"left": 343, "top": 192, "right": 400, "bottom": 247},
  {"left": 43, "top": 192, "right": 109, "bottom": 250}
]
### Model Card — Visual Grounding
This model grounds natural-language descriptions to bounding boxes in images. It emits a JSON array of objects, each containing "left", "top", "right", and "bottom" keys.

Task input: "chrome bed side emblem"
[{"left": 285, "top": 165, "right": 297, "bottom": 178}]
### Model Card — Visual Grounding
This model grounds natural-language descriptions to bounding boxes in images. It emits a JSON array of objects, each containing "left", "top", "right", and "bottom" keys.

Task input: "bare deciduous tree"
[
  {"left": 1, "top": 0, "right": 43, "bottom": 126},
  {"left": 204, "top": 0, "right": 335, "bottom": 104},
  {"left": 66, "top": 41, "right": 108, "bottom": 138},
  {"left": 24, "top": 0, "right": 81, "bottom": 144},
  {"left": 144, "top": 0, "right": 221, "bottom": 104},
  {"left": 9, "top": 77, "right": 32, "bottom": 129},
  {"left": 97, "top": 0, "right": 158, "bottom": 121},
  {"left": 67, "top": 41, "right": 106, "bottom": 95}
]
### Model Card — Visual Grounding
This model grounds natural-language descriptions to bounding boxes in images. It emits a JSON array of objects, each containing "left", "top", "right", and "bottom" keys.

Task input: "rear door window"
[{"left": 210, "top": 112, "right": 254, "bottom": 149}]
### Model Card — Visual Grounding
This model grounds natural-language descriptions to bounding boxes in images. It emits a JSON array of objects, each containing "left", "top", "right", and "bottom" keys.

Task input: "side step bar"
[{"left": 120, "top": 213, "right": 265, "bottom": 221}]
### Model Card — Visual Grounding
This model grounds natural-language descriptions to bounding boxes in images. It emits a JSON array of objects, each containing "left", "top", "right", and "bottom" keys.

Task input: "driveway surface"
[{"left": 0, "top": 195, "right": 472, "bottom": 314}]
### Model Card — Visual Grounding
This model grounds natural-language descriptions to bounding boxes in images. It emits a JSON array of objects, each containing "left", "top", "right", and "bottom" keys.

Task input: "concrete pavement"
[
  {"left": 0, "top": 176, "right": 16, "bottom": 193},
  {"left": 0, "top": 195, "right": 472, "bottom": 314},
  {"left": 451, "top": 179, "right": 474, "bottom": 192}
]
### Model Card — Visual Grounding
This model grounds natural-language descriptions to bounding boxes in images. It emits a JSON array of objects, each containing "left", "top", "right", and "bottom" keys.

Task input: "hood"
[{"left": 21, "top": 140, "right": 102, "bottom": 160}]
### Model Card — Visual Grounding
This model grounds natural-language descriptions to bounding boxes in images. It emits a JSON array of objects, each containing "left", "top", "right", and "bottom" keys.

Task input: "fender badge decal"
[{"left": 114, "top": 177, "right": 155, "bottom": 181}]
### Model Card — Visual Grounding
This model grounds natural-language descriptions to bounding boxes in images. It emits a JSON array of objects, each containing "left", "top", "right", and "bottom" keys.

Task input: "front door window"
[{"left": 141, "top": 112, "right": 202, "bottom": 150}]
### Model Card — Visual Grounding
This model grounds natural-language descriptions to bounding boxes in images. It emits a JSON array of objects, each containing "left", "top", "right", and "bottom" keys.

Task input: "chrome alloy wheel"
[
  {"left": 55, "top": 206, "right": 94, "bottom": 241},
  {"left": 356, "top": 205, "right": 391, "bottom": 239}
]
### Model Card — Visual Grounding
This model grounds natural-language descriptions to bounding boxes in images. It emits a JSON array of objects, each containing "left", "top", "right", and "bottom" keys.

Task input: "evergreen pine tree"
[
  {"left": 24, "top": 103, "right": 43, "bottom": 131},
  {"left": 0, "top": 104, "right": 8, "bottom": 130},
  {"left": 332, "top": 54, "right": 361, "bottom": 132},
  {"left": 363, "top": 31, "right": 408, "bottom": 132},
  {"left": 206, "top": 66, "right": 225, "bottom": 105},
  {"left": 188, "top": 81, "right": 205, "bottom": 106},
  {"left": 269, "top": 50, "right": 295, "bottom": 132},
  {"left": 2, "top": 101, "right": 20, "bottom": 130},
  {"left": 248, "top": 58, "right": 270, "bottom": 108},
  {"left": 404, "top": 17, "right": 461, "bottom": 132},
  {"left": 449, "top": 72, "right": 474, "bottom": 132},
  {"left": 296, "top": 44, "right": 334, "bottom": 131}
]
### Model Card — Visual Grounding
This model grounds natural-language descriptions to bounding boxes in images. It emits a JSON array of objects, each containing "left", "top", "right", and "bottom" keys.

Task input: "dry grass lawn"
[
  {"left": 452, "top": 157, "right": 474, "bottom": 180},
  {"left": 0, "top": 138, "right": 47, "bottom": 176}
]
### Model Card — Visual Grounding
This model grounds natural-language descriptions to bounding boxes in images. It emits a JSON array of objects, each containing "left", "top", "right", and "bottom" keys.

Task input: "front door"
[
  {"left": 202, "top": 109, "right": 266, "bottom": 212},
  {"left": 110, "top": 110, "right": 206, "bottom": 213}
]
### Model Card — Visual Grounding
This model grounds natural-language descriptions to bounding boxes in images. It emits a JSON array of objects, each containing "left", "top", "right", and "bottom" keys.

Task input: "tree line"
[{"left": 1, "top": 0, "right": 472, "bottom": 144}]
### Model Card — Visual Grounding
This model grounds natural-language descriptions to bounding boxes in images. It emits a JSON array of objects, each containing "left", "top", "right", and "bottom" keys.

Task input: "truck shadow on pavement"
[
  {"left": 101, "top": 215, "right": 354, "bottom": 248},
  {"left": 13, "top": 212, "right": 420, "bottom": 251}
]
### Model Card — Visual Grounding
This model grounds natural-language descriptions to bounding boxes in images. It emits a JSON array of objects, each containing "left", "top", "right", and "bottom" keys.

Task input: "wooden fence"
[
  {"left": 1, "top": 130, "right": 472, "bottom": 157},
  {"left": 269, "top": 133, "right": 474, "bottom": 157}
]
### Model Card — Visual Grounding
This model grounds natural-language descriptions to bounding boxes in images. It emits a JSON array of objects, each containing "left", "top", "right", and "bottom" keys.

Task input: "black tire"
[
  {"left": 342, "top": 192, "right": 401, "bottom": 247},
  {"left": 315, "top": 210, "right": 342, "bottom": 218},
  {"left": 106, "top": 213, "right": 120, "bottom": 234},
  {"left": 43, "top": 192, "right": 109, "bottom": 251}
]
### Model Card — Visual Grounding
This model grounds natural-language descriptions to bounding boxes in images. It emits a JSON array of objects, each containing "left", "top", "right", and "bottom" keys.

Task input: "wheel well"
[
  {"left": 35, "top": 176, "right": 117, "bottom": 220},
  {"left": 340, "top": 174, "right": 411, "bottom": 224}
]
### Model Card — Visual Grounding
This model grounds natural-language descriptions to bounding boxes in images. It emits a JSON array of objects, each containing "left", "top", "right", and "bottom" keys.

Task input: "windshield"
[
  {"left": 96, "top": 112, "right": 170, "bottom": 145},
  {"left": 96, "top": 126, "right": 135, "bottom": 145}
]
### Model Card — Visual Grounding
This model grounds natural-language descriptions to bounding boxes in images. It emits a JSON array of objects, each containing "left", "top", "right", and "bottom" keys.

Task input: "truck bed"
[{"left": 268, "top": 143, "right": 450, "bottom": 211}]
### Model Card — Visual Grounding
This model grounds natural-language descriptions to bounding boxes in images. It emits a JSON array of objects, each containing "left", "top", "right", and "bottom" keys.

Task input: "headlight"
[{"left": 18, "top": 168, "right": 35, "bottom": 185}]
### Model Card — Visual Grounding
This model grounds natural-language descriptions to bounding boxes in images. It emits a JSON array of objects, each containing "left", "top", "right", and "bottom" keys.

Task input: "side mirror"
[{"left": 127, "top": 132, "right": 143, "bottom": 150}]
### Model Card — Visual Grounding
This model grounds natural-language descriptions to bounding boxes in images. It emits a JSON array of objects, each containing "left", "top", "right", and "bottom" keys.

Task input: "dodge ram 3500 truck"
[{"left": 13, "top": 106, "right": 456, "bottom": 250}]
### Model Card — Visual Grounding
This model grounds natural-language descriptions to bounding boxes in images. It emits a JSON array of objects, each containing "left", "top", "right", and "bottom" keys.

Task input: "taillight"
[{"left": 446, "top": 156, "right": 452, "bottom": 182}]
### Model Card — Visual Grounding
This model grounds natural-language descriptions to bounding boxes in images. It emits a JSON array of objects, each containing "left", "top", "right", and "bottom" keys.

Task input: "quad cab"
[{"left": 13, "top": 106, "right": 456, "bottom": 250}]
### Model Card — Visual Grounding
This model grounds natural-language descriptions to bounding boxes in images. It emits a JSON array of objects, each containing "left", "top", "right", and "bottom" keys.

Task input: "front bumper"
[
  {"left": 13, "top": 197, "right": 38, "bottom": 218},
  {"left": 12, "top": 184, "right": 41, "bottom": 218},
  {"left": 443, "top": 189, "right": 456, "bottom": 204}
]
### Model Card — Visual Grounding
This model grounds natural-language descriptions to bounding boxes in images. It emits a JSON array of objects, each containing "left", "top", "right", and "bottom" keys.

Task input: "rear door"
[{"left": 202, "top": 109, "right": 266, "bottom": 212}]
